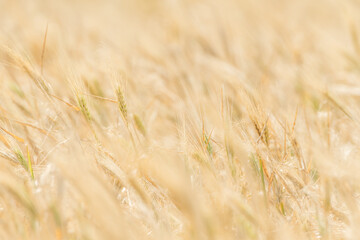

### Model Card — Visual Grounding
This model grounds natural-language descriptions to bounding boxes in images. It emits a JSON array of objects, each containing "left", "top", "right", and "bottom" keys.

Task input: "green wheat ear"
[
  {"left": 133, "top": 114, "right": 147, "bottom": 137},
  {"left": 77, "top": 95, "right": 92, "bottom": 122},
  {"left": 14, "top": 148, "right": 28, "bottom": 171},
  {"left": 116, "top": 87, "right": 128, "bottom": 124}
]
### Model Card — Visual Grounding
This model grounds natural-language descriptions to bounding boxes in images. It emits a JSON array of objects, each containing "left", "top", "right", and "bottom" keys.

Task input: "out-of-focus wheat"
[{"left": 0, "top": 0, "right": 359, "bottom": 239}]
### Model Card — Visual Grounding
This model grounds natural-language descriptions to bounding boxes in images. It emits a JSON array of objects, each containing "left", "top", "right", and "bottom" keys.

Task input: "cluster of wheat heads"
[{"left": 1, "top": 0, "right": 360, "bottom": 239}]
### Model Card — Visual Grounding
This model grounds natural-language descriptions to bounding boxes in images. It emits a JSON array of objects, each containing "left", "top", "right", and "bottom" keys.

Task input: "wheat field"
[{"left": 0, "top": 0, "right": 360, "bottom": 239}]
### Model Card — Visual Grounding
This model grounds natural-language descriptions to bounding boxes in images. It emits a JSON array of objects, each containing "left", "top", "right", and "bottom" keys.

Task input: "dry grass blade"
[
  {"left": 83, "top": 92, "right": 117, "bottom": 103},
  {"left": 0, "top": 115, "right": 55, "bottom": 139},
  {"left": 40, "top": 23, "right": 48, "bottom": 75},
  {"left": 49, "top": 94, "right": 80, "bottom": 111},
  {"left": 0, "top": 126, "right": 24, "bottom": 143}
]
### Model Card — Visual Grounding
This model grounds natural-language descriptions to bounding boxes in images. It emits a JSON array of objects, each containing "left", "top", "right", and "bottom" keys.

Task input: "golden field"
[{"left": 0, "top": 0, "right": 360, "bottom": 239}]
